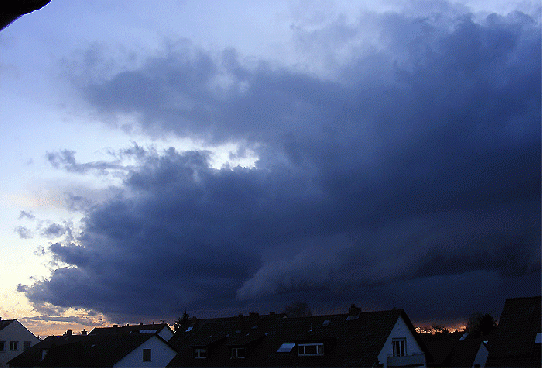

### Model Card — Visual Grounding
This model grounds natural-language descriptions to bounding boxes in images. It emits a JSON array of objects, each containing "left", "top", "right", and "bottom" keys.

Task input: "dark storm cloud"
[
  {"left": 22, "top": 7, "right": 540, "bottom": 323},
  {"left": 41, "top": 223, "right": 69, "bottom": 239},
  {"left": 20, "top": 315, "right": 103, "bottom": 326}
]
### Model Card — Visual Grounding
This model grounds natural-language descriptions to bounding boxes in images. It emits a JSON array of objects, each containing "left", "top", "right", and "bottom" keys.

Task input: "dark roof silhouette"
[
  {"left": 441, "top": 336, "right": 486, "bottom": 368},
  {"left": 89, "top": 322, "right": 171, "bottom": 336},
  {"left": 418, "top": 332, "right": 459, "bottom": 366},
  {"left": 0, "top": 318, "right": 16, "bottom": 331},
  {"left": 0, "top": 0, "right": 51, "bottom": 30},
  {"left": 168, "top": 308, "right": 427, "bottom": 367},
  {"left": 8, "top": 333, "right": 156, "bottom": 367},
  {"left": 486, "top": 296, "right": 541, "bottom": 368}
]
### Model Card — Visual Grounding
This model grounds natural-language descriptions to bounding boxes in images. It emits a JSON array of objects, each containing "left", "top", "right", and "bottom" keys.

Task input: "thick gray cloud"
[
  {"left": 46, "top": 150, "right": 125, "bottom": 175},
  {"left": 21, "top": 7, "right": 540, "bottom": 324},
  {"left": 19, "top": 210, "right": 35, "bottom": 220},
  {"left": 15, "top": 226, "right": 33, "bottom": 239}
]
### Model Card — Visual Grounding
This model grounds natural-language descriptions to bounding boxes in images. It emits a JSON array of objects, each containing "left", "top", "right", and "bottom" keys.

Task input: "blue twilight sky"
[{"left": 0, "top": 0, "right": 540, "bottom": 336}]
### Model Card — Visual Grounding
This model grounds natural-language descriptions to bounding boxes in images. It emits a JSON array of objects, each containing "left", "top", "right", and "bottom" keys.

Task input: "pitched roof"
[
  {"left": 418, "top": 332, "right": 459, "bottom": 366},
  {"left": 168, "top": 308, "right": 425, "bottom": 367},
  {"left": 8, "top": 333, "right": 156, "bottom": 367},
  {"left": 89, "top": 322, "right": 170, "bottom": 336},
  {"left": 486, "top": 296, "right": 541, "bottom": 368},
  {"left": 441, "top": 337, "right": 486, "bottom": 368},
  {"left": 0, "top": 319, "right": 16, "bottom": 332}
]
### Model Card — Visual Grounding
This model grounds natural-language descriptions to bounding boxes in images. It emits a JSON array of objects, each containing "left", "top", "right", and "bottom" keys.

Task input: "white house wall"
[
  {"left": 0, "top": 321, "right": 40, "bottom": 367},
  {"left": 472, "top": 342, "right": 488, "bottom": 368},
  {"left": 114, "top": 336, "right": 177, "bottom": 368},
  {"left": 377, "top": 316, "right": 426, "bottom": 368}
]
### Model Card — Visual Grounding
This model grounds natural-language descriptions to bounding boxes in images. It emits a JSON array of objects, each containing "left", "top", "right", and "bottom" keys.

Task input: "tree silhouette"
[
  {"left": 466, "top": 312, "right": 497, "bottom": 337},
  {"left": 283, "top": 301, "right": 312, "bottom": 318},
  {"left": 174, "top": 310, "right": 190, "bottom": 332}
]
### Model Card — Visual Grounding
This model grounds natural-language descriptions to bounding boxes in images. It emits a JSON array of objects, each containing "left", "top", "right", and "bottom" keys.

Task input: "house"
[
  {"left": 89, "top": 322, "right": 174, "bottom": 341},
  {"left": 0, "top": 318, "right": 40, "bottom": 367},
  {"left": 7, "top": 330, "right": 178, "bottom": 368},
  {"left": 168, "top": 306, "right": 428, "bottom": 367},
  {"left": 485, "top": 296, "right": 541, "bottom": 368}
]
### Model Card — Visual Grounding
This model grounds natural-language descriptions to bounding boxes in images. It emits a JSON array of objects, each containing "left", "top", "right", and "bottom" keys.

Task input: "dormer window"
[{"left": 298, "top": 343, "right": 324, "bottom": 356}]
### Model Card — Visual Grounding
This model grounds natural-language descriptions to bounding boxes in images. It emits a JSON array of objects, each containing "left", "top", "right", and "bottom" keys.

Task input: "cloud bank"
[{"left": 21, "top": 6, "right": 540, "bottom": 323}]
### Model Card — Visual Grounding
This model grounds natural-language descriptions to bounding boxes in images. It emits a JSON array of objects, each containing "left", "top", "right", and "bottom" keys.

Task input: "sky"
[{"left": 0, "top": 0, "right": 540, "bottom": 337}]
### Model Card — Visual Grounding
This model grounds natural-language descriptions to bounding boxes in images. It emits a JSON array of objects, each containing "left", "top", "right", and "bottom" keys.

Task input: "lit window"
[
  {"left": 194, "top": 348, "right": 207, "bottom": 358},
  {"left": 10, "top": 341, "right": 19, "bottom": 351},
  {"left": 231, "top": 347, "right": 246, "bottom": 358},
  {"left": 143, "top": 348, "right": 151, "bottom": 362},
  {"left": 392, "top": 338, "right": 406, "bottom": 357},
  {"left": 298, "top": 343, "right": 324, "bottom": 356}
]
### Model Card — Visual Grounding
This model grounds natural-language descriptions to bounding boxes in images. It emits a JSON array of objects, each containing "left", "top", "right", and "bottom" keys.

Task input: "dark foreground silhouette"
[{"left": 0, "top": 0, "right": 51, "bottom": 31}]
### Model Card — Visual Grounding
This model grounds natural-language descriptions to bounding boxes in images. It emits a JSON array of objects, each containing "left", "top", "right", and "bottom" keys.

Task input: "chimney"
[
  {"left": 113, "top": 324, "right": 118, "bottom": 328},
  {"left": 65, "top": 329, "right": 72, "bottom": 336},
  {"left": 348, "top": 304, "right": 361, "bottom": 316},
  {"left": 81, "top": 329, "right": 87, "bottom": 336},
  {"left": 140, "top": 322, "right": 144, "bottom": 326}
]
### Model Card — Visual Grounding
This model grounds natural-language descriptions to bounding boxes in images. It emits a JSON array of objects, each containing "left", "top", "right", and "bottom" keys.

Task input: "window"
[
  {"left": 231, "top": 347, "right": 246, "bottom": 358},
  {"left": 194, "top": 348, "right": 207, "bottom": 358},
  {"left": 0, "top": 341, "right": 5, "bottom": 352},
  {"left": 24, "top": 341, "right": 31, "bottom": 351},
  {"left": 143, "top": 348, "right": 151, "bottom": 362},
  {"left": 392, "top": 338, "right": 406, "bottom": 357},
  {"left": 277, "top": 342, "right": 295, "bottom": 353},
  {"left": 10, "top": 341, "right": 19, "bottom": 351},
  {"left": 298, "top": 343, "right": 324, "bottom": 356}
]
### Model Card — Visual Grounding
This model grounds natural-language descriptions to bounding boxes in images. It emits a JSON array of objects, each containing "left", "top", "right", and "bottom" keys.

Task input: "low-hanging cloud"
[{"left": 21, "top": 5, "right": 541, "bottom": 323}]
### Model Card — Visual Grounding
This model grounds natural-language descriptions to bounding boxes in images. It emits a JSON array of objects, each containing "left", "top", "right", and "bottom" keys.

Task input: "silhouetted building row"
[{"left": 5, "top": 296, "right": 541, "bottom": 368}]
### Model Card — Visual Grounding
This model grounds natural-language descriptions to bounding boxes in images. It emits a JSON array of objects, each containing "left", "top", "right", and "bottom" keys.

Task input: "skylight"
[{"left": 277, "top": 342, "right": 295, "bottom": 353}]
